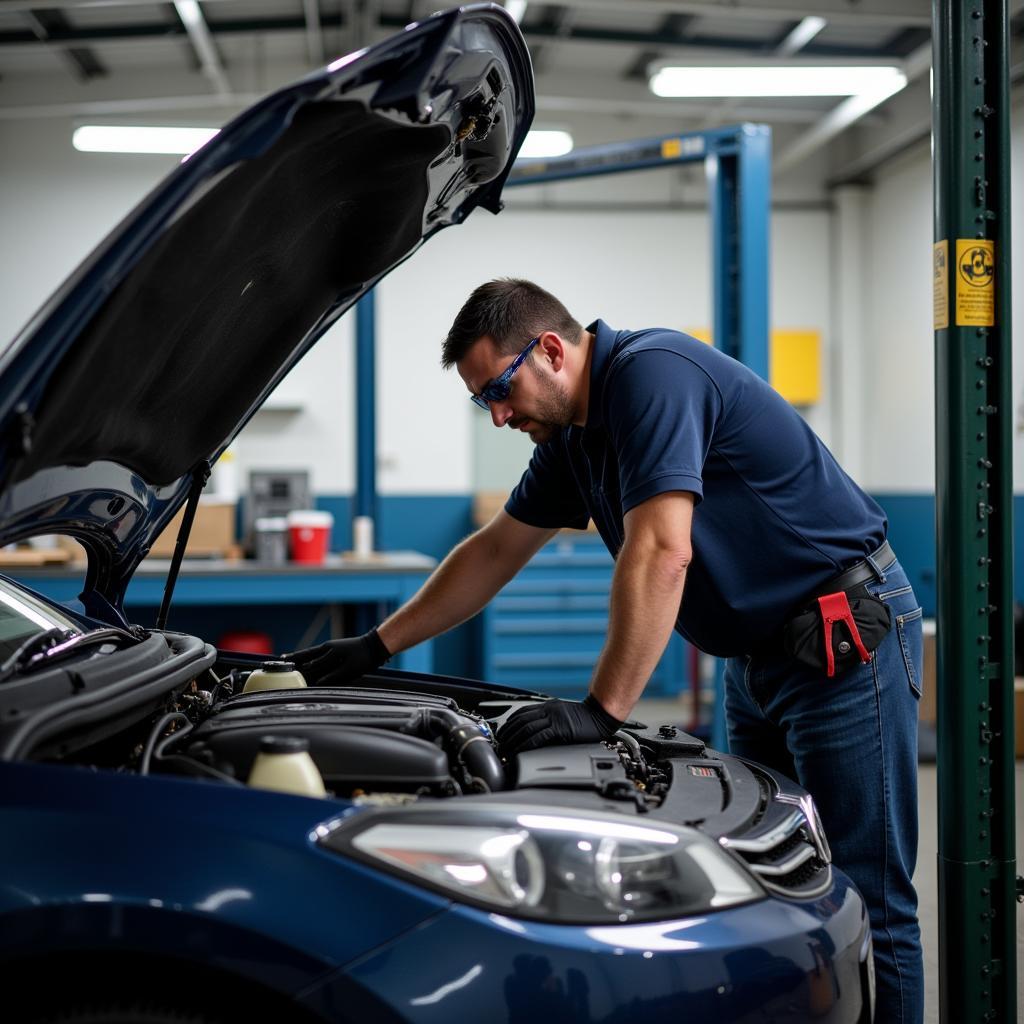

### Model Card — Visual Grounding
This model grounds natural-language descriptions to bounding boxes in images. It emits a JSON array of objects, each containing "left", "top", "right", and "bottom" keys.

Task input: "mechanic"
[{"left": 288, "top": 278, "right": 923, "bottom": 1024}]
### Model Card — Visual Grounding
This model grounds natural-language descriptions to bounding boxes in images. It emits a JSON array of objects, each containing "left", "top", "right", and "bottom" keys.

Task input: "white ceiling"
[{"left": 0, "top": 0, "right": 1021, "bottom": 186}]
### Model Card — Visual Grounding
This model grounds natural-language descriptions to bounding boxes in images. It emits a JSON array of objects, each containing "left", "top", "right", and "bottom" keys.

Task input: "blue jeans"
[{"left": 724, "top": 557, "right": 923, "bottom": 1024}]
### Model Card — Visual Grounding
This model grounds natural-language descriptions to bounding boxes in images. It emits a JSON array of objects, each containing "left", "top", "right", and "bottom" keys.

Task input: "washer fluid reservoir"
[
  {"left": 243, "top": 660, "right": 307, "bottom": 693},
  {"left": 248, "top": 735, "right": 326, "bottom": 797}
]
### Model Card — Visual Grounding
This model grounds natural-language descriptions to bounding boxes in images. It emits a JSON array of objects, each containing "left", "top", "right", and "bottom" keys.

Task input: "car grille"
[{"left": 720, "top": 800, "right": 833, "bottom": 899}]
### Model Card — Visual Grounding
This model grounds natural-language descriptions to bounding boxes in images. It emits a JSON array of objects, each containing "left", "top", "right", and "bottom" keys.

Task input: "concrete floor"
[{"left": 630, "top": 699, "right": 1024, "bottom": 1021}]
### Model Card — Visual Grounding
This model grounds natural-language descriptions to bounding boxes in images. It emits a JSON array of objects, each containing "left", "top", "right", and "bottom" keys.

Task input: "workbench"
[{"left": 8, "top": 552, "right": 437, "bottom": 673}]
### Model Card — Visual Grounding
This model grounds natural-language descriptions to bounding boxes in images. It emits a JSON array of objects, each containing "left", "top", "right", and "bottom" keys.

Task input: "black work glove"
[
  {"left": 498, "top": 695, "right": 624, "bottom": 757},
  {"left": 283, "top": 628, "right": 391, "bottom": 686}
]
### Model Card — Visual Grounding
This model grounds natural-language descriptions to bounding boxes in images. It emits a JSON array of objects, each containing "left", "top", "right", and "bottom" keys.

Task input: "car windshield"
[{"left": 0, "top": 578, "right": 81, "bottom": 662}]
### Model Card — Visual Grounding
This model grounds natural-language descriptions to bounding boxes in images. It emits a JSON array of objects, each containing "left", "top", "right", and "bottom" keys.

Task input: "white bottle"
[
  {"left": 210, "top": 443, "right": 240, "bottom": 502},
  {"left": 247, "top": 735, "right": 326, "bottom": 797},
  {"left": 242, "top": 661, "right": 307, "bottom": 693}
]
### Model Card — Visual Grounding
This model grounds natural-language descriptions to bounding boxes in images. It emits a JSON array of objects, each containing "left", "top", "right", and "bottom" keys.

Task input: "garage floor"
[{"left": 631, "top": 699, "right": 1024, "bottom": 1020}]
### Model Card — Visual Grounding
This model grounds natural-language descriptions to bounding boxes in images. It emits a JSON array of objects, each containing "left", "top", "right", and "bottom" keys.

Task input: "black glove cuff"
[
  {"left": 364, "top": 627, "right": 392, "bottom": 664},
  {"left": 583, "top": 694, "right": 625, "bottom": 733}
]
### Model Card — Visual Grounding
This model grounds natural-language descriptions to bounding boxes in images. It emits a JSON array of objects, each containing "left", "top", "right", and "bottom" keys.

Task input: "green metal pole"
[{"left": 932, "top": 0, "right": 1018, "bottom": 1020}]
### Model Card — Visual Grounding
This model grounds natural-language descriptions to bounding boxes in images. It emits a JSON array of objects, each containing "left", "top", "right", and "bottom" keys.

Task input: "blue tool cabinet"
[{"left": 479, "top": 533, "right": 687, "bottom": 697}]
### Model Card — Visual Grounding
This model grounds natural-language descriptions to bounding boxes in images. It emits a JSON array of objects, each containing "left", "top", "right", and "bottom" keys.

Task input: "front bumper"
[{"left": 300, "top": 868, "right": 873, "bottom": 1024}]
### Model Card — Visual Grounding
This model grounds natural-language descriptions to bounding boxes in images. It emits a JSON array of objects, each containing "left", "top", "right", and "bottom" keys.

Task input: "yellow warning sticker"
[
  {"left": 933, "top": 240, "right": 949, "bottom": 330},
  {"left": 955, "top": 239, "right": 995, "bottom": 326},
  {"left": 661, "top": 138, "right": 683, "bottom": 159}
]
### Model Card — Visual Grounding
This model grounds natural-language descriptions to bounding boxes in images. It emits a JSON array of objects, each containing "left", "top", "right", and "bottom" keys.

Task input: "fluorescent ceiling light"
[
  {"left": 518, "top": 129, "right": 573, "bottom": 158},
  {"left": 650, "top": 65, "right": 907, "bottom": 98},
  {"left": 504, "top": 0, "right": 528, "bottom": 23},
  {"left": 73, "top": 125, "right": 220, "bottom": 155}
]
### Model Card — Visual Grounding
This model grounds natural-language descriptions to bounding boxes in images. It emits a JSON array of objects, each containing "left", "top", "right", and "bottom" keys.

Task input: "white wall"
[
  {"left": 862, "top": 98, "right": 1024, "bottom": 493},
  {"left": 0, "top": 114, "right": 835, "bottom": 498}
]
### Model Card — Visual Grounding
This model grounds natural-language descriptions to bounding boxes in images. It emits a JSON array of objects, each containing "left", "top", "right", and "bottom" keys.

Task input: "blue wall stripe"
[{"left": 874, "top": 493, "right": 1024, "bottom": 617}]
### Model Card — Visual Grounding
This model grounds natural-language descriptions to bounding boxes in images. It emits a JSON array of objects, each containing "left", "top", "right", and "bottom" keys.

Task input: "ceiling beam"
[
  {"left": 774, "top": 41, "right": 930, "bottom": 174},
  {"left": 774, "top": 15, "right": 826, "bottom": 56},
  {"left": 0, "top": 89, "right": 853, "bottom": 125},
  {"left": 623, "top": 13, "right": 695, "bottom": 81},
  {"left": 523, "top": 21, "right": 891, "bottom": 55},
  {"left": 528, "top": 3, "right": 574, "bottom": 76},
  {"left": 0, "top": 91, "right": 256, "bottom": 119},
  {"left": 0, "top": 0, "right": 935, "bottom": 27},
  {"left": 826, "top": 40, "right": 1024, "bottom": 186},
  {"left": 512, "top": 0, "right": 931, "bottom": 27},
  {"left": 0, "top": 13, "right": 919, "bottom": 61},
  {"left": 23, "top": 7, "right": 106, "bottom": 79},
  {"left": 173, "top": 0, "right": 230, "bottom": 96},
  {"left": 301, "top": 0, "right": 324, "bottom": 67},
  {"left": 880, "top": 25, "right": 931, "bottom": 57}
]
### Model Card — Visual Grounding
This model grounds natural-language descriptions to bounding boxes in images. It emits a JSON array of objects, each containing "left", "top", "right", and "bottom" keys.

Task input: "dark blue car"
[{"left": 0, "top": 6, "right": 873, "bottom": 1022}]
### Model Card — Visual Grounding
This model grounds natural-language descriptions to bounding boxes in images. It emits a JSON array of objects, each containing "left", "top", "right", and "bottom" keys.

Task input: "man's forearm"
[
  {"left": 376, "top": 521, "right": 543, "bottom": 654},
  {"left": 589, "top": 539, "right": 689, "bottom": 721}
]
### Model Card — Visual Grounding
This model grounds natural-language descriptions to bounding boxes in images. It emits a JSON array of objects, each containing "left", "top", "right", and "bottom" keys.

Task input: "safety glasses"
[{"left": 470, "top": 336, "right": 540, "bottom": 410}]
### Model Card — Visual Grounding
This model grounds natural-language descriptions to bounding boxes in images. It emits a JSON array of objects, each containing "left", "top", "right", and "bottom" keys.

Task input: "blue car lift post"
[
  {"left": 352, "top": 125, "right": 772, "bottom": 745},
  {"left": 505, "top": 125, "right": 772, "bottom": 748},
  {"left": 351, "top": 291, "right": 378, "bottom": 635}
]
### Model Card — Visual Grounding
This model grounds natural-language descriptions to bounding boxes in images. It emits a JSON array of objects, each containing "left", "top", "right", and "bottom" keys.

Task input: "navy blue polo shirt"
[{"left": 505, "top": 320, "right": 887, "bottom": 657}]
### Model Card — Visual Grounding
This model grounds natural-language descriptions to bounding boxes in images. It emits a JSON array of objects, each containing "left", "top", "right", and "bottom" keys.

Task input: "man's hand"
[
  {"left": 283, "top": 628, "right": 390, "bottom": 686},
  {"left": 498, "top": 695, "right": 624, "bottom": 757}
]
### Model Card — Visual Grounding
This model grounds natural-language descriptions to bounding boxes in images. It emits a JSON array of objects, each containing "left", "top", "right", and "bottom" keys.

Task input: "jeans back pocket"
[{"left": 895, "top": 606, "right": 924, "bottom": 699}]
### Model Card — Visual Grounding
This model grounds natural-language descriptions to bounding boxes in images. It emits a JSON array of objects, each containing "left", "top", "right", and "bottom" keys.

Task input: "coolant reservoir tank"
[
  {"left": 242, "top": 660, "right": 307, "bottom": 693},
  {"left": 247, "top": 735, "right": 326, "bottom": 797}
]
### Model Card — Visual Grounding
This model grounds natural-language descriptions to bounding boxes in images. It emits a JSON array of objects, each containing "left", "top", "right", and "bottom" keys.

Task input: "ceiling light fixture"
[
  {"left": 72, "top": 125, "right": 220, "bottom": 155},
  {"left": 649, "top": 65, "right": 907, "bottom": 98},
  {"left": 518, "top": 129, "right": 573, "bottom": 158}
]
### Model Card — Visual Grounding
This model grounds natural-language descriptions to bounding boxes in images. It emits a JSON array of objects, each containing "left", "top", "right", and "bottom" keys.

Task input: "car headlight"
[{"left": 316, "top": 804, "right": 765, "bottom": 923}]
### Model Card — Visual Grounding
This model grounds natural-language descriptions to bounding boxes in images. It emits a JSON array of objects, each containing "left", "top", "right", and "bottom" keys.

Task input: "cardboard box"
[
  {"left": 149, "top": 501, "right": 236, "bottom": 558},
  {"left": 473, "top": 491, "right": 508, "bottom": 528},
  {"left": 473, "top": 491, "right": 597, "bottom": 532}
]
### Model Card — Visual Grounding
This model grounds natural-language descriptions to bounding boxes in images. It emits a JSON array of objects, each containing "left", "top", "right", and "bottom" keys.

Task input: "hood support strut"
[{"left": 156, "top": 460, "right": 211, "bottom": 630}]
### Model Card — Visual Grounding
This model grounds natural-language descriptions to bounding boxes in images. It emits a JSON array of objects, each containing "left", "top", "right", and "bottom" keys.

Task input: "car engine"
[
  {"left": 141, "top": 663, "right": 688, "bottom": 807},
  {"left": 158, "top": 684, "right": 509, "bottom": 797}
]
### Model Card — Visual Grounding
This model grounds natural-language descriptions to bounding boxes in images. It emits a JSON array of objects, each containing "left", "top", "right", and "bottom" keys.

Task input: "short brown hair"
[{"left": 441, "top": 279, "right": 583, "bottom": 368}]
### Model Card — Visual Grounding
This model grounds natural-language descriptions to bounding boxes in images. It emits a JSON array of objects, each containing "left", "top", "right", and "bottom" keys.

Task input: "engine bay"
[
  {"left": 13, "top": 646, "right": 832, "bottom": 899},
  {"left": 134, "top": 660, "right": 723, "bottom": 819}
]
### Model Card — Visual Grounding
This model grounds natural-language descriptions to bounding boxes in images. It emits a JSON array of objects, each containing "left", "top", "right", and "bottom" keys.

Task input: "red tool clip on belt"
[{"left": 817, "top": 591, "right": 871, "bottom": 678}]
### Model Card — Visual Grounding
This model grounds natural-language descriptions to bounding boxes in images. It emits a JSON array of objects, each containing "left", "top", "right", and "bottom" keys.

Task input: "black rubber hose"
[
  {"left": 424, "top": 709, "right": 505, "bottom": 793},
  {"left": 139, "top": 712, "right": 191, "bottom": 775}
]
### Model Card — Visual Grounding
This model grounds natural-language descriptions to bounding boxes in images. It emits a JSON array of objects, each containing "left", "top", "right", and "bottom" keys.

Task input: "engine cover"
[{"left": 180, "top": 699, "right": 452, "bottom": 791}]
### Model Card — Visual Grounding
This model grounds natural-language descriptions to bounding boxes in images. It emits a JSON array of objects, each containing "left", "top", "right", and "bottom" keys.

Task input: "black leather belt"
[
  {"left": 756, "top": 540, "right": 898, "bottom": 658},
  {"left": 812, "top": 539, "right": 896, "bottom": 599}
]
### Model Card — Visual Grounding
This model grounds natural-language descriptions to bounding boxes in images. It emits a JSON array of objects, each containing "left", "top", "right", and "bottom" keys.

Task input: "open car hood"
[{"left": 0, "top": 4, "right": 533, "bottom": 623}]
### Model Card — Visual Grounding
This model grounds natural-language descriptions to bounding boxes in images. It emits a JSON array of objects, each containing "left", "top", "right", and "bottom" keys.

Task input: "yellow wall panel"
[
  {"left": 770, "top": 330, "right": 821, "bottom": 405},
  {"left": 684, "top": 327, "right": 821, "bottom": 406}
]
